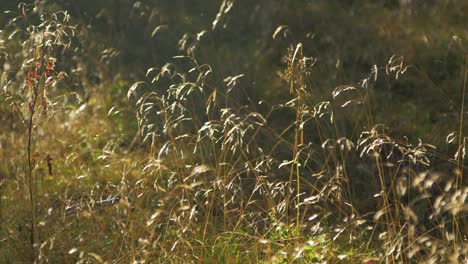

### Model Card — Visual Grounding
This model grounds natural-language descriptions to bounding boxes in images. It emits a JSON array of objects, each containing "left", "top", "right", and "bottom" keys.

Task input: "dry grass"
[{"left": 0, "top": 2, "right": 467, "bottom": 263}]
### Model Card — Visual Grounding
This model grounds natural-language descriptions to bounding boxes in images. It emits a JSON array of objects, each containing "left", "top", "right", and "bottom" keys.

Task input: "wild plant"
[
  {"left": 130, "top": 36, "right": 366, "bottom": 262},
  {"left": 0, "top": 1, "right": 466, "bottom": 263},
  {"left": 130, "top": 31, "right": 467, "bottom": 262},
  {"left": 0, "top": 3, "right": 75, "bottom": 261}
]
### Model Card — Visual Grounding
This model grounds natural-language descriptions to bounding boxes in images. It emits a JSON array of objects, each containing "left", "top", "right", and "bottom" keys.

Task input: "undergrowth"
[{"left": 0, "top": 1, "right": 467, "bottom": 263}]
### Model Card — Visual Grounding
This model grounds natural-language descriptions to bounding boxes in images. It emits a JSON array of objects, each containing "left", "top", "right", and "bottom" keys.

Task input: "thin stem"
[
  {"left": 453, "top": 55, "right": 467, "bottom": 255},
  {"left": 27, "top": 85, "right": 39, "bottom": 259},
  {"left": 27, "top": 39, "right": 45, "bottom": 260}
]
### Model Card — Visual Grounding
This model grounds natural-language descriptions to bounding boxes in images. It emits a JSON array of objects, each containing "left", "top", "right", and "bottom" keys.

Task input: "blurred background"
[{"left": 2, "top": 0, "right": 468, "bottom": 147}]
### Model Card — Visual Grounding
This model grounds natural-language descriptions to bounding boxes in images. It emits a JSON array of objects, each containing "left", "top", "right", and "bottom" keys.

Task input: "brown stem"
[{"left": 27, "top": 85, "right": 39, "bottom": 260}]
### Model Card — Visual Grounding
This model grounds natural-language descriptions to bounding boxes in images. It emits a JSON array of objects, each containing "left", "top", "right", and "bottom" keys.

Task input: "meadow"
[{"left": 0, "top": 1, "right": 467, "bottom": 263}]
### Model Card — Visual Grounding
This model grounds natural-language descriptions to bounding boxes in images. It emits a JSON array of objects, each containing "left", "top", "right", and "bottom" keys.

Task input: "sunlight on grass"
[{"left": 0, "top": 1, "right": 467, "bottom": 263}]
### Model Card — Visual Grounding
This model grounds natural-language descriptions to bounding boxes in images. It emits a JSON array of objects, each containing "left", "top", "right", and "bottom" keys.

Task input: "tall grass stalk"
[{"left": 454, "top": 54, "right": 468, "bottom": 256}]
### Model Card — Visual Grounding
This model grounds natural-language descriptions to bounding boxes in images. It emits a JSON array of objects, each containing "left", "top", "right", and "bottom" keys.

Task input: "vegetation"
[{"left": 0, "top": 1, "right": 467, "bottom": 263}]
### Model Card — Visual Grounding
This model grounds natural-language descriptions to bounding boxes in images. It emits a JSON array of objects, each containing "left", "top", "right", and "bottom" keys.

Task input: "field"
[{"left": 0, "top": 1, "right": 467, "bottom": 263}]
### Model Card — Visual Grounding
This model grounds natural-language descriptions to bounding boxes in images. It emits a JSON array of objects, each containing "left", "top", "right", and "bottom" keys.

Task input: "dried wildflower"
[
  {"left": 45, "top": 58, "right": 55, "bottom": 77},
  {"left": 25, "top": 61, "right": 43, "bottom": 85},
  {"left": 26, "top": 70, "right": 37, "bottom": 84}
]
